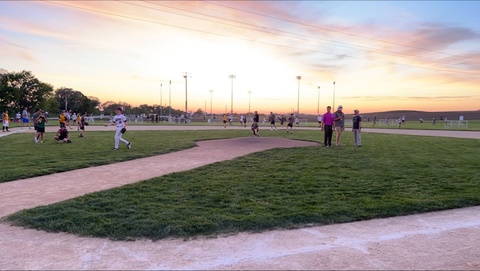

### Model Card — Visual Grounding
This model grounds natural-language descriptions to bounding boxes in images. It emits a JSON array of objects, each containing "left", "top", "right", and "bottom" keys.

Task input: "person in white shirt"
[
  {"left": 317, "top": 114, "right": 323, "bottom": 129},
  {"left": 105, "top": 107, "right": 132, "bottom": 151}
]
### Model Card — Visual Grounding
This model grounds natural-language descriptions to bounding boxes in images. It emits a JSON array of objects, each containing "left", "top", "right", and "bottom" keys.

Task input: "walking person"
[
  {"left": 286, "top": 113, "right": 295, "bottom": 133},
  {"left": 269, "top": 112, "right": 277, "bottom": 130},
  {"left": 78, "top": 112, "right": 86, "bottom": 137},
  {"left": 352, "top": 109, "right": 362, "bottom": 147},
  {"left": 321, "top": 106, "right": 334, "bottom": 147},
  {"left": 242, "top": 114, "right": 247, "bottom": 127},
  {"left": 105, "top": 107, "right": 132, "bottom": 151},
  {"left": 2, "top": 110, "right": 9, "bottom": 132},
  {"left": 334, "top": 105, "right": 345, "bottom": 146},
  {"left": 21, "top": 107, "right": 30, "bottom": 129}
]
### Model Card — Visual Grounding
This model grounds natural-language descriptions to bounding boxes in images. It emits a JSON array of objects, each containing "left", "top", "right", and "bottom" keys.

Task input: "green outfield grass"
[{"left": 3, "top": 129, "right": 480, "bottom": 241}]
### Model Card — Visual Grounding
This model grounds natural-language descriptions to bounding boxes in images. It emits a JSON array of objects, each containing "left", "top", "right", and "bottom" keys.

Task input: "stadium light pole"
[
  {"left": 183, "top": 72, "right": 190, "bottom": 121},
  {"left": 333, "top": 81, "right": 336, "bottom": 111},
  {"left": 209, "top": 89, "right": 214, "bottom": 121},
  {"left": 296, "top": 76, "right": 301, "bottom": 116},
  {"left": 160, "top": 83, "right": 163, "bottom": 117},
  {"left": 229, "top": 75, "right": 236, "bottom": 115},
  {"left": 317, "top": 86, "right": 320, "bottom": 114},
  {"left": 168, "top": 80, "right": 171, "bottom": 117},
  {"left": 248, "top": 90, "right": 252, "bottom": 114}
]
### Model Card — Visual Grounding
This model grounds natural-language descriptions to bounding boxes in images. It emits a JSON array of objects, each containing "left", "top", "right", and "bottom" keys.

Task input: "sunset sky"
[{"left": 1, "top": 1, "right": 479, "bottom": 114}]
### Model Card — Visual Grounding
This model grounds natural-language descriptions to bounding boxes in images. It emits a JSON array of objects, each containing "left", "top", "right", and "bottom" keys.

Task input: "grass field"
[
  {"left": 3, "top": 129, "right": 480, "bottom": 241},
  {"left": 5, "top": 118, "right": 480, "bottom": 131}
]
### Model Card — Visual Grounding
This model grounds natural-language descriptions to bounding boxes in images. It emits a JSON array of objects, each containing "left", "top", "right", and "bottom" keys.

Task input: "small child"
[{"left": 251, "top": 122, "right": 259, "bottom": 137}]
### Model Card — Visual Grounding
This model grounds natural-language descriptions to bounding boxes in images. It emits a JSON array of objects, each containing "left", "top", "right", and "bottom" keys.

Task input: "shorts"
[
  {"left": 287, "top": 123, "right": 293, "bottom": 128},
  {"left": 37, "top": 127, "right": 45, "bottom": 133},
  {"left": 3, "top": 120, "right": 8, "bottom": 127},
  {"left": 335, "top": 126, "right": 345, "bottom": 132},
  {"left": 22, "top": 117, "right": 29, "bottom": 123},
  {"left": 270, "top": 121, "right": 275, "bottom": 125},
  {"left": 223, "top": 120, "right": 226, "bottom": 124},
  {"left": 80, "top": 125, "right": 85, "bottom": 131},
  {"left": 60, "top": 122, "right": 66, "bottom": 128}
]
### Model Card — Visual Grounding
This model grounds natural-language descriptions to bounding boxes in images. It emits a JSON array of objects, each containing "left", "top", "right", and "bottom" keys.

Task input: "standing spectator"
[
  {"left": 334, "top": 105, "right": 345, "bottom": 146},
  {"left": 15, "top": 112, "right": 21, "bottom": 123},
  {"left": 317, "top": 114, "right": 323, "bottom": 129},
  {"left": 373, "top": 116, "right": 377, "bottom": 127},
  {"left": 2, "top": 110, "right": 9, "bottom": 132},
  {"left": 58, "top": 111, "right": 66, "bottom": 128},
  {"left": 35, "top": 110, "right": 48, "bottom": 143},
  {"left": 286, "top": 113, "right": 295, "bottom": 134},
  {"left": 432, "top": 118, "right": 437, "bottom": 125},
  {"left": 228, "top": 114, "right": 234, "bottom": 125},
  {"left": 65, "top": 110, "right": 72, "bottom": 129},
  {"left": 402, "top": 115, "right": 406, "bottom": 123},
  {"left": 352, "top": 109, "right": 362, "bottom": 147},
  {"left": 239, "top": 115, "right": 244, "bottom": 126},
  {"left": 21, "top": 107, "right": 30, "bottom": 129},
  {"left": 71, "top": 112, "right": 77, "bottom": 126},
  {"left": 76, "top": 113, "right": 82, "bottom": 131},
  {"left": 321, "top": 106, "right": 334, "bottom": 147},
  {"left": 269, "top": 112, "right": 277, "bottom": 130},
  {"left": 397, "top": 116, "right": 402, "bottom": 127},
  {"left": 78, "top": 112, "right": 86, "bottom": 137},
  {"left": 242, "top": 114, "right": 247, "bottom": 127}
]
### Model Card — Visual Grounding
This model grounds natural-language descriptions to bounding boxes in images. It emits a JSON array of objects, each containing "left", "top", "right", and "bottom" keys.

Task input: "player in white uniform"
[{"left": 106, "top": 107, "right": 132, "bottom": 150}]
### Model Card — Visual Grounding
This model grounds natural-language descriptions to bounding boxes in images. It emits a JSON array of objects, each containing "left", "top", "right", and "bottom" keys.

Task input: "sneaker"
[
  {"left": 127, "top": 142, "right": 132, "bottom": 149},
  {"left": 113, "top": 148, "right": 118, "bottom": 151},
  {"left": 34, "top": 137, "right": 37, "bottom": 143},
  {"left": 40, "top": 141, "right": 43, "bottom": 143}
]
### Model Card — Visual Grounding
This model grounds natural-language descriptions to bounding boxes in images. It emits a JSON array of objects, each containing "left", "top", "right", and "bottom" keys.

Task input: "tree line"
[{"left": 0, "top": 70, "right": 190, "bottom": 117}]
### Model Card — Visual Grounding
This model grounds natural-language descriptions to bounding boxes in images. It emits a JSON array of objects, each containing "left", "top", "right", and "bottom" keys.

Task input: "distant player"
[
  {"left": 2, "top": 110, "right": 9, "bottom": 132},
  {"left": 106, "top": 107, "right": 132, "bottom": 150},
  {"left": 287, "top": 113, "right": 295, "bottom": 134}
]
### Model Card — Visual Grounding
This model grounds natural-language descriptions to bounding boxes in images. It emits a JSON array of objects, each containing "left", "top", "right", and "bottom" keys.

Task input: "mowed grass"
[
  {"left": 0, "top": 130, "right": 246, "bottom": 183},
  {"left": 4, "top": 129, "right": 480, "bottom": 241}
]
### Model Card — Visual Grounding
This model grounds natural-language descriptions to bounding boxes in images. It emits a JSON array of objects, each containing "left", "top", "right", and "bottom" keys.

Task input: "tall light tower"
[
  {"left": 168, "top": 80, "right": 171, "bottom": 117},
  {"left": 229, "top": 75, "right": 236, "bottom": 114},
  {"left": 317, "top": 86, "right": 320, "bottom": 114},
  {"left": 247, "top": 90, "right": 252, "bottom": 115},
  {"left": 183, "top": 72, "right": 190, "bottom": 120},
  {"left": 160, "top": 83, "right": 163, "bottom": 117},
  {"left": 209, "top": 89, "right": 214, "bottom": 121},
  {"left": 296, "top": 76, "right": 302, "bottom": 115},
  {"left": 333, "top": 81, "right": 336, "bottom": 111}
]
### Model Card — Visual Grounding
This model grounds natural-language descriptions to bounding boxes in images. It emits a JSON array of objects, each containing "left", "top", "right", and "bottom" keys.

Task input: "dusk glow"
[{"left": 1, "top": 1, "right": 479, "bottom": 114}]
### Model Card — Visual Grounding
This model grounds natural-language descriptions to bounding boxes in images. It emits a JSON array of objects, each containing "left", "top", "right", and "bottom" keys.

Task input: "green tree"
[{"left": 0, "top": 70, "right": 53, "bottom": 112}]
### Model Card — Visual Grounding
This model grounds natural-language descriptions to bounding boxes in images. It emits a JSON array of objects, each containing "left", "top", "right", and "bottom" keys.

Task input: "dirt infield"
[{"left": 0, "top": 127, "right": 479, "bottom": 270}]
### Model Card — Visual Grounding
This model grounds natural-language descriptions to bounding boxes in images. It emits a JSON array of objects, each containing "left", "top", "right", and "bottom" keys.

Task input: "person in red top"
[{"left": 321, "top": 106, "right": 334, "bottom": 147}]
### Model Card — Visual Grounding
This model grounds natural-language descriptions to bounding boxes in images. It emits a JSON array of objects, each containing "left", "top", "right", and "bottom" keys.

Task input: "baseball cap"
[
  {"left": 115, "top": 107, "right": 123, "bottom": 111},
  {"left": 338, "top": 105, "right": 343, "bottom": 109}
]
